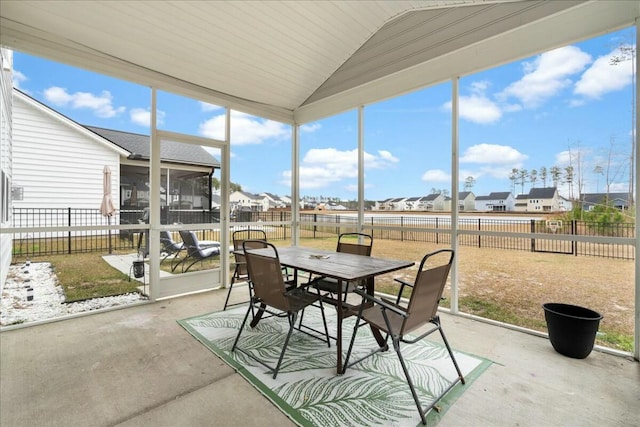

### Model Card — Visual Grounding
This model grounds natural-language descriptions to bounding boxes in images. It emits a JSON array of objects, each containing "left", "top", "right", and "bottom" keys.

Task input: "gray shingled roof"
[
  {"left": 86, "top": 126, "right": 219, "bottom": 168},
  {"left": 581, "top": 192, "right": 630, "bottom": 204},
  {"left": 475, "top": 191, "right": 512, "bottom": 201},
  {"left": 528, "top": 187, "right": 557, "bottom": 198}
]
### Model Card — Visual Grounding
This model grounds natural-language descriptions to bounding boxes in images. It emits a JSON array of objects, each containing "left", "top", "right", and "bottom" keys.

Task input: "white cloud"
[
  {"left": 199, "top": 101, "right": 223, "bottom": 112},
  {"left": 281, "top": 147, "right": 398, "bottom": 189},
  {"left": 500, "top": 46, "right": 592, "bottom": 108},
  {"left": 129, "top": 108, "right": 165, "bottom": 127},
  {"left": 421, "top": 169, "right": 450, "bottom": 182},
  {"left": 300, "top": 123, "right": 321, "bottom": 132},
  {"left": 43, "top": 87, "right": 126, "bottom": 118},
  {"left": 460, "top": 143, "right": 528, "bottom": 165},
  {"left": 12, "top": 70, "right": 27, "bottom": 89},
  {"left": 574, "top": 45, "right": 633, "bottom": 99},
  {"left": 442, "top": 80, "right": 502, "bottom": 124},
  {"left": 199, "top": 111, "right": 289, "bottom": 144},
  {"left": 460, "top": 95, "right": 502, "bottom": 124}
]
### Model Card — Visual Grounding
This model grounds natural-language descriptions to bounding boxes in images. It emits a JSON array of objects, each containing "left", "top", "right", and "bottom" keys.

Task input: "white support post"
[
  {"left": 634, "top": 17, "right": 639, "bottom": 362},
  {"left": 292, "top": 124, "right": 300, "bottom": 245},
  {"left": 148, "top": 88, "right": 160, "bottom": 301},
  {"left": 220, "top": 108, "right": 231, "bottom": 288},
  {"left": 450, "top": 77, "right": 460, "bottom": 314},
  {"left": 358, "top": 106, "right": 365, "bottom": 233}
]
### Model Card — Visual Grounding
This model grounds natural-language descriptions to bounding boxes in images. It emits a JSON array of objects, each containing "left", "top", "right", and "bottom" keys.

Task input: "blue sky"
[{"left": 13, "top": 26, "right": 636, "bottom": 201}]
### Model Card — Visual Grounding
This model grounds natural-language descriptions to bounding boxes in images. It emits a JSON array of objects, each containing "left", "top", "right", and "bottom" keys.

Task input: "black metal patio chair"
[
  {"left": 342, "top": 249, "right": 465, "bottom": 425},
  {"left": 174, "top": 230, "right": 221, "bottom": 273},
  {"left": 231, "top": 241, "right": 330, "bottom": 379}
]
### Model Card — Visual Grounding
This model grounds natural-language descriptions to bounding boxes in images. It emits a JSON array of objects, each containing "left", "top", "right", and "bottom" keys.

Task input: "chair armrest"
[
  {"left": 353, "top": 289, "right": 408, "bottom": 318},
  {"left": 393, "top": 277, "right": 414, "bottom": 288},
  {"left": 393, "top": 277, "right": 414, "bottom": 305}
]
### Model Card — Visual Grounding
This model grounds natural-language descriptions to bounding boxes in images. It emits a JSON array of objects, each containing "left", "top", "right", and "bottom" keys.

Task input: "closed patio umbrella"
[{"left": 100, "top": 166, "right": 116, "bottom": 253}]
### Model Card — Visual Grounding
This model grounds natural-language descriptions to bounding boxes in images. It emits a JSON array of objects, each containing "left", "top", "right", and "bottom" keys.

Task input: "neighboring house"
[
  {"left": 514, "top": 194, "right": 528, "bottom": 212},
  {"left": 475, "top": 191, "right": 515, "bottom": 212},
  {"left": 404, "top": 196, "right": 422, "bottom": 211},
  {"left": 278, "top": 195, "right": 292, "bottom": 207},
  {"left": 457, "top": 191, "right": 475, "bottom": 211},
  {"left": 418, "top": 194, "right": 445, "bottom": 211},
  {"left": 376, "top": 198, "right": 395, "bottom": 210},
  {"left": 260, "top": 192, "right": 287, "bottom": 209},
  {"left": 390, "top": 197, "right": 408, "bottom": 211},
  {"left": 526, "top": 187, "right": 561, "bottom": 212},
  {"left": 580, "top": 192, "right": 630, "bottom": 211},
  {"left": 11, "top": 90, "right": 219, "bottom": 229},
  {"left": 0, "top": 48, "right": 12, "bottom": 291},
  {"left": 443, "top": 191, "right": 476, "bottom": 211},
  {"left": 558, "top": 195, "right": 573, "bottom": 212},
  {"left": 230, "top": 190, "right": 269, "bottom": 212}
]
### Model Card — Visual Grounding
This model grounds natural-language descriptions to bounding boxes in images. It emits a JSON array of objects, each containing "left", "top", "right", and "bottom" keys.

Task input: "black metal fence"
[{"left": 10, "top": 208, "right": 636, "bottom": 260}]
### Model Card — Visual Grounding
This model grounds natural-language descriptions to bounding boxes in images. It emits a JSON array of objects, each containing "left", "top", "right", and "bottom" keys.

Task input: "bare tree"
[
  {"left": 509, "top": 168, "right": 518, "bottom": 194},
  {"left": 530, "top": 169, "right": 538, "bottom": 189},
  {"left": 464, "top": 176, "right": 476, "bottom": 191},
  {"left": 517, "top": 168, "right": 528, "bottom": 195},
  {"left": 610, "top": 39, "right": 635, "bottom": 206},
  {"left": 604, "top": 135, "right": 628, "bottom": 195},
  {"left": 564, "top": 165, "right": 575, "bottom": 199},
  {"left": 593, "top": 165, "right": 604, "bottom": 192},
  {"left": 539, "top": 166, "right": 548, "bottom": 187},
  {"left": 550, "top": 166, "right": 562, "bottom": 188}
]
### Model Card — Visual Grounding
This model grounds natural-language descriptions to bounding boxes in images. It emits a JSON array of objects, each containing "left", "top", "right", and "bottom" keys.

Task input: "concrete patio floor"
[{"left": 1, "top": 286, "right": 638, "bottom": 427}]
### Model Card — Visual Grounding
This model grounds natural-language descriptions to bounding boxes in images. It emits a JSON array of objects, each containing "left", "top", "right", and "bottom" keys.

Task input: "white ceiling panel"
[{"left": 1, "top": 0, "right": 638, "bottom": 124}]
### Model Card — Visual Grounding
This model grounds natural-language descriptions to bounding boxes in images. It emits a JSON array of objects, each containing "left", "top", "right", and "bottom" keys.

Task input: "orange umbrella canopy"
[{"left": 100, "top": 165, "right": 116, "bottom": 217}]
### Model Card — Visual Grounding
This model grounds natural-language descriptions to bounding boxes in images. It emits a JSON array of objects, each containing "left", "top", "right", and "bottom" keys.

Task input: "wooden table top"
[{"left": 245, "top": 246, "right": 414, "bottom": 281}]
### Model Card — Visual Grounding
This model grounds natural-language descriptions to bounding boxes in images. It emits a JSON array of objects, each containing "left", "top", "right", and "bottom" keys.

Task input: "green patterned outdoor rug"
[{"left": 178, "top": 306, "right": 492, "bottom": 427}]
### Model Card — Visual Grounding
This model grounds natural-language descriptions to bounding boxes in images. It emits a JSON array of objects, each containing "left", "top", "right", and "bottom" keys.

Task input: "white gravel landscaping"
[{"left": 1, "top": 261, "right": 147, "bottom": 326}]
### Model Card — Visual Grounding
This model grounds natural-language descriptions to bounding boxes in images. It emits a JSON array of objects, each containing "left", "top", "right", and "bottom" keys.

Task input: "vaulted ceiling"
[{"left": 1, "top": 1, "right": 638, "bottom": 123}]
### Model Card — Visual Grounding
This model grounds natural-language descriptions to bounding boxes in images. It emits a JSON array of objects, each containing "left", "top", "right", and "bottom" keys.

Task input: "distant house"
[
  {"left": 230, "top": 190, "right": 269, "bottom": 212},
  {"left": 404, "top": 196, "right": 422, "bottom": 211},
  {"left": 11, "top": 90, "right": 219, "bottom": 226},
  {"left": 459, "top": 191, "right": 475, "bottom": 211},
  {"left": 474, "top": 192, "right": 514, "bottom": 212},
  {"left": 389, "top": 197, "right": 407, "bottom": 211},
  {"left": 260, "top": 192, "right": 287, "bottom": 209},
  {"left": 514, "top": 194, "right": 528, "bottom": 212},
  {"left": 376, "top": 198, "right": 395, "bottom": 210},
  {"left": 580, "top": 192, "right": 631, "bottom": 211},
  {"left": 418, "top": 193, "right": 445, "bottom": 211},
  {"left": 558, "top": 195, "right": 573, "bottom": 212},
  {"left": 527, "top": 187, "right": 561, "bottom": 212}
]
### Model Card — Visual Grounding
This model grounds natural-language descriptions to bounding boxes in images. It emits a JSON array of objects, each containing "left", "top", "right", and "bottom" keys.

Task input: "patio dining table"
[{"left": 243, "top": 245, "right": 414, "bottom": 374}]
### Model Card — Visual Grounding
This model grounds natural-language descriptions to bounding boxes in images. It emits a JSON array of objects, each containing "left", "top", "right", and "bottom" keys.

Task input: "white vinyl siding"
[
  {"left": 0, "top": 48, "right": 13, "bottom": 291},
  {"left": 12, "top": 95, "right": 120, "bottom": 215}
]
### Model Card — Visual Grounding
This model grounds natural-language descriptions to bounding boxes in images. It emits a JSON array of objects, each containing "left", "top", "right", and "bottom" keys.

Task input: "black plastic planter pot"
[{"left": 542, "top": 303, "right": 603, "bottom": 359}]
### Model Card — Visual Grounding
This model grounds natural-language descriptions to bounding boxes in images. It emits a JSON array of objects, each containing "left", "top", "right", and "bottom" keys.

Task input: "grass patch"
[{"left": 19, "top": 253, "right": 141, "bottom": 302}]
